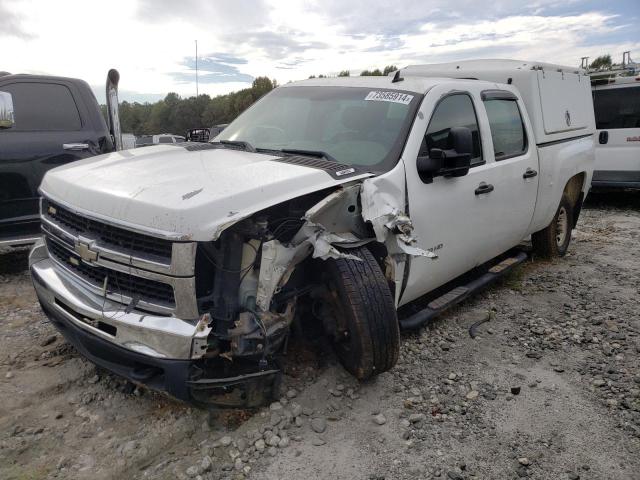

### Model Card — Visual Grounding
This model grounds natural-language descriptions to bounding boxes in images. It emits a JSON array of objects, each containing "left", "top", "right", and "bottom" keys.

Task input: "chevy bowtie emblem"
[{"left": 75, "top": 241, "right": 98, "bottom": 263}]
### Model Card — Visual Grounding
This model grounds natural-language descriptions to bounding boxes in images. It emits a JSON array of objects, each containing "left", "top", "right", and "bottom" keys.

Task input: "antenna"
[{"left": 195, "top": 40, "right": 199, "bottom": 97}]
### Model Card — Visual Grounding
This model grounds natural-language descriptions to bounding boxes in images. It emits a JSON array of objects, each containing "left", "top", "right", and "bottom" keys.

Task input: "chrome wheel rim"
[{"left": 556, "top": 206, "right": 568, "bottom": 247}]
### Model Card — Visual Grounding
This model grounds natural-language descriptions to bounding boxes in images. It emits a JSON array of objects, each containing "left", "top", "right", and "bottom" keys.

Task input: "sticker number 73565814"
[{"left": 365, "top": 91, "right": 414, "bottom": 105}]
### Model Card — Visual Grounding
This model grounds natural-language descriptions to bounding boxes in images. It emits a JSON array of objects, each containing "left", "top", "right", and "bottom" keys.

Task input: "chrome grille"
[
  {"left": 46, "top": 237, "right": 175, "bottom": 308},
  {"left": 43, "top": 199, "right": 173, "bottom": 261}
]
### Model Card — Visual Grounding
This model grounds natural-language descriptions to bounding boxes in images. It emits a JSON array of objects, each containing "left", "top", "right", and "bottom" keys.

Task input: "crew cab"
[
  {"left": 29, "top": 60, "right": 595, "bottom": 407},
  {"left": 0, "top": 71, "right": 120, "bottom": 247}
]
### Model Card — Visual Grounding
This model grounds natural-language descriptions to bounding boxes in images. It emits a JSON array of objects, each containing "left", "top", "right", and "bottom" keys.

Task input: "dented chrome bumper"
[{"left": 29, "top": 239, "right": 209, "bottom": 360}]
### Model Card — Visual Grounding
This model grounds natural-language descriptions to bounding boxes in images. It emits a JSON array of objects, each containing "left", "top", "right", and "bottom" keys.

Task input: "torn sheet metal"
[
  {"left": 255, "top": 222, "right": 365, "bottom": 311},
  {"left": 361, "top": 177, "right": 435, "bottom": 259},
  {"left": 256, "top": 240, "right": 309, "bottom": 311}
]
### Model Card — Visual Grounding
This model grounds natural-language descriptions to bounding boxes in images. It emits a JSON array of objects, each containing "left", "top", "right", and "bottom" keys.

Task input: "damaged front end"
[
  {"left": 187, "top": 178, "right": 434, "bottom": 407},
  {"left": 31, "top": 175, "right": 432, "bottom": 409}
]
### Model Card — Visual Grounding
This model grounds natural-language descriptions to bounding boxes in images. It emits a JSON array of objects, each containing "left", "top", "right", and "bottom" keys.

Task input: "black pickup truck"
[{"left": 0, "top": 71, "right": 121, "bottom": 247}]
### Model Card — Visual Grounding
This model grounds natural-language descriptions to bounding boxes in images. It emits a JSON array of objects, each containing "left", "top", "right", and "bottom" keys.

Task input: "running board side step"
[{"left": 399, "top": 251, "right": 528, "bottom": 330}]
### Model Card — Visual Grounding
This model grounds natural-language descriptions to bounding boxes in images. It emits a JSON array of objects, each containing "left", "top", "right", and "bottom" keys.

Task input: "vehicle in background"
[
  {"left": 135, "top": 135, "right": 153, "bottom": 147},
  {"left": 0, "top": 70, "right": 121, "bottom": 247},
  {"left": 30, "top": 59, "right": 594, "bottom": 408},
  {"left": 135, "top": 134, "right": 185, "bottom": 147},
  {"left": 154, "top": 134, "right": 185, "bottom": 144},
  {"left": 186, "top": 128, "right": 210, "bottom": 142},
  {"left": 584, "top": 52, "right": 640, "bottom": 189},
  {"left": 208, "top": 123, "right": 228, "bottom": 139},
  {"left": 122, "top": 133, "right": 136, "bottom": 149}
]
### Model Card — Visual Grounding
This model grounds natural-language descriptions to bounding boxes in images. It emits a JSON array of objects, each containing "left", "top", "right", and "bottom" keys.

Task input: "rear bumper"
[{"left": 592, "top": 170, "right": 640, "bottom": 189}]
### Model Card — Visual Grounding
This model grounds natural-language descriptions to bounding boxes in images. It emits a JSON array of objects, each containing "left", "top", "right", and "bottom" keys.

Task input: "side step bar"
[{"left": 399, "top": 251, "right": 528, "bottom": 330}]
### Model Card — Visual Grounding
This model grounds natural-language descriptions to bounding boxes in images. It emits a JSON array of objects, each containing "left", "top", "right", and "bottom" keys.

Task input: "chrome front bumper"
[{"left": 29, "top": 239, "right": 210, "bottom": 360}]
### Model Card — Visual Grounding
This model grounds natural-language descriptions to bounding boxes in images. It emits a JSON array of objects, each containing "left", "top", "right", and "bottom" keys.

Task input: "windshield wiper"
[
  {"left": 214, "top": 139, "right": 256, "bottom": 152},
  {"left": 279, "top": 148, "right": 337, "bottom": 162}
]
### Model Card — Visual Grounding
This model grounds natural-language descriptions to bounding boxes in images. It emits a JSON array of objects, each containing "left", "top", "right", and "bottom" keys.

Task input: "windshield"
[{"left": 217, "top": 86, "right": 422, "bottom": 172}]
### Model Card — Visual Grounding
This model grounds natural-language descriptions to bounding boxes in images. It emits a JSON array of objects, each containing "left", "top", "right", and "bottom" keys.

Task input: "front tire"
[
  {"left": 532, "top": 194, "right": 574, "bottom": 258},
  {"left": 323, "top": 247, "right": 399, "bottom": 380}
]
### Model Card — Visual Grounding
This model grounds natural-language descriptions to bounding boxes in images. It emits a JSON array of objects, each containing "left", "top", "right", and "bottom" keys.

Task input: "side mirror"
[
  {"left": 0, "top": 91, "right": 15, "bottom": 129},
  {"left": 416, "top": 126, "right": 473, "bottom": 183},
  {"left": 440, "top": 126, "right": 472, "bottom": 178}
]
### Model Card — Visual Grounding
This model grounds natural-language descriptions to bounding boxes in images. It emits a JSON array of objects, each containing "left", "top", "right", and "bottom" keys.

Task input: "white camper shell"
[{"left": 402, "top": 60, "right": 595, "bottom": 145}]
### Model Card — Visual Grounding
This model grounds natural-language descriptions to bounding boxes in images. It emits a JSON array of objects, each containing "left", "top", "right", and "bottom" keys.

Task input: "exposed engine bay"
[{"left": 184, "top": 178, "right": 433, "bottom": 407}]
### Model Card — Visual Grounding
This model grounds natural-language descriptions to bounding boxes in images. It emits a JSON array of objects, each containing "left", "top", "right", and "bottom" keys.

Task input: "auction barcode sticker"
[{"left": 365, "top": 91, "right": 414, "bottom": 105}]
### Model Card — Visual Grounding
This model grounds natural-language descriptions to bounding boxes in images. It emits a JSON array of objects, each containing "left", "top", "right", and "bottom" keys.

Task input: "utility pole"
[{"left": 195, "top": 39, "right": 199, "bottom": 97}]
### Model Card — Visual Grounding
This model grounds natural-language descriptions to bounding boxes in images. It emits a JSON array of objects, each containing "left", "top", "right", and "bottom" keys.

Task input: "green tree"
[
  {"left": 590, "top": 55, "right": 612, "bottom": 70},
  {"left": 360, "top": 68, "right": 383, "bottom": 76},
  {"left": 338, "top": 70, "right": 350, "bottom": 77},
  {"left": 102, "top": 74, "right": 280, "bottom": 136},
  {"left": 382, "top": 65, "right": 398, "bottom": 76}
]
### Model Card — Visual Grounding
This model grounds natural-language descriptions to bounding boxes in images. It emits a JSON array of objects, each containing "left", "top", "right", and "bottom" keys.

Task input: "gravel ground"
[{"left": 1, "top": 191, "right": 639, "bottom": 480}]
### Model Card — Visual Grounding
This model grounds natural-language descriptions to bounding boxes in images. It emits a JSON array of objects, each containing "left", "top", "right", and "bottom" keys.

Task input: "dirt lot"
[{"left": 1, "top": 191, "right": 639, "bottom": 480}]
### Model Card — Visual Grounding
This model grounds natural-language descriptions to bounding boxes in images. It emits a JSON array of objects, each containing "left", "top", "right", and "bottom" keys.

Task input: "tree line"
[
  {"left": 111, "top": 66, "right": 398, "bottom": 136},
  {"left": 108, "top": 76, "right": 277, "bottom": 136}
]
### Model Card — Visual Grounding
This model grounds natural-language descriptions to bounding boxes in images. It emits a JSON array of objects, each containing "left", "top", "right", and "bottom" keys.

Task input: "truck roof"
[
  {"left": 0, "top": 73, "right": 89, "bottom": 84},
  {"left": 401, "top": 59, "right": 585, "bottom": 77},
  {"left": 285, "top": 75, "right": 479, "bottom": 94}
]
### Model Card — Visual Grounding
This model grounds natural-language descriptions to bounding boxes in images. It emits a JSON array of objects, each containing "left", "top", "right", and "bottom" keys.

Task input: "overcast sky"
[{"left": 1, "top": 0, "right": 638, "bottom": 103}]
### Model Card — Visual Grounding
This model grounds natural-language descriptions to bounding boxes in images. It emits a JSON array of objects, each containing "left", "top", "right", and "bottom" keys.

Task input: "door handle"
[
  {"left": 474, "top": 183, "right": 494, "bottom": 195},
  {"left": 523, "top": 168, "right": 538, "bottom": 179},
  {"left": 599, "top": 131, "right": 608, "bottom": 145},
  {"left": 63, "top": 143, "right": 89, "bottom": 151}
]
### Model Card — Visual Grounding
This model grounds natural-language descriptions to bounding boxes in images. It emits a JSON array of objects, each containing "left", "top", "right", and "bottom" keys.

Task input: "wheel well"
[
  {"left": 563, "top": 172, "right": 586, "bottom": 228},
  {"left": 563, "top": 173, "right": 585, "bottom": 206}
]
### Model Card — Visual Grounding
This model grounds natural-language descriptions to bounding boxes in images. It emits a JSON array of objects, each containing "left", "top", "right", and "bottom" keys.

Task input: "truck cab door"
[
  {"left": 399, "top": 85, "right": 537, "bottom": 306},
  {"left": 0, "top": 80, "right": 99, "bottom": 241}
]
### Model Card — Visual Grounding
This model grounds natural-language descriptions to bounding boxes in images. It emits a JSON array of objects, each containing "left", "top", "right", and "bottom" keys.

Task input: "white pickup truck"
[{"left": 29, "top": 60, "right": 595, "bottom": 407}]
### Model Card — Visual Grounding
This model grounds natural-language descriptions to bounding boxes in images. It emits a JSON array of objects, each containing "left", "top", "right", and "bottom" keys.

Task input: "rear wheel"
[
  {"left": 532, "top": 194, "right": 574, "bottom": 258},
  {"left": 322, "top": 247, "right": 399, "bottom": 380}
]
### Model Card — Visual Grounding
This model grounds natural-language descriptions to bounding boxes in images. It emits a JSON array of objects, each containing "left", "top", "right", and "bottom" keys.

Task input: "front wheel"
[
  {"left": 322, "top": 247, "right": 400, "bottom": 380},
  {"left": 532, "top": 194, "right": 574, "bottom": 258}
]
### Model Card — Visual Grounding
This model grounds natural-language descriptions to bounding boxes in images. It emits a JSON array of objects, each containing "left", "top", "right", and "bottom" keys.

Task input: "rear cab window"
[
  {"left": 1, "top": 82, "right": 82, "bottom": 131},
  {"left": 483, "top": 96, "right": 527, "bottom": 160},
  {"left": 593, "top": 85, "right": 640, "bottom": 129}
]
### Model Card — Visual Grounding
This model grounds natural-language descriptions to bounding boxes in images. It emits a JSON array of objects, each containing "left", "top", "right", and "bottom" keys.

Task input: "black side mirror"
[{"left": 416, "top": 126, "right": 473, "bottom": 183}]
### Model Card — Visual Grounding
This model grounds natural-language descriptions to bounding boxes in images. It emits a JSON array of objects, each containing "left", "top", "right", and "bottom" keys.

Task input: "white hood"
[{"left": 40, "top": 145, "right": 370, "bottom": 241}]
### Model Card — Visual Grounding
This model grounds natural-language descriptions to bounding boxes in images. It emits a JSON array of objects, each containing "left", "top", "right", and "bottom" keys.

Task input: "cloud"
[
  {"left": 136, "top": 0, "right": 270, "bottom": 31},
  {"left": 170, "top": 54, "right": 254, "bottom": 84},
  {"left": 223, "top": 30, "right": 329, "bottom": 60},
  {"left": 0, "top": 2, "right": 33, "bottom": 39},
  {"left": 1, "top": 0, "right": 638, "bottom": 100}
]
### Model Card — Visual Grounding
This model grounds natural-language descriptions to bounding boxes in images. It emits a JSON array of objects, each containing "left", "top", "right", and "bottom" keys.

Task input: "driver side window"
[{"left": 420, "top": 94, "right": 483, "bottom": 166}]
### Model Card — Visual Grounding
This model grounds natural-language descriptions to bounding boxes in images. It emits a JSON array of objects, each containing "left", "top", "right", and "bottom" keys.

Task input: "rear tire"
[
  {"left": 532, "top": 194, "right": 574, "bottom": 258},
  {"left": 323, "top": 247, "right": 399, "bottom": 380}
]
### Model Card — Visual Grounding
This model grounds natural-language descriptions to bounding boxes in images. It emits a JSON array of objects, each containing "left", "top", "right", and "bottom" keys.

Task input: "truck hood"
[{"left": 40, "top": 145, "right": 371, "bottom": 241}]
